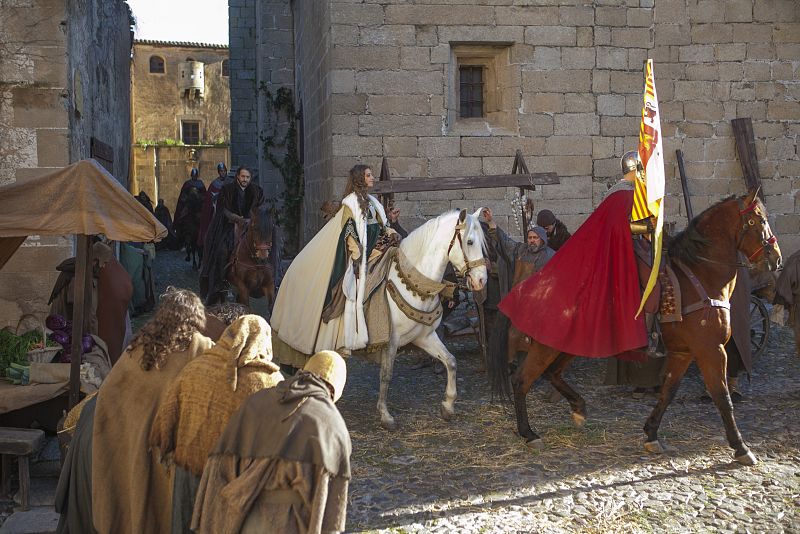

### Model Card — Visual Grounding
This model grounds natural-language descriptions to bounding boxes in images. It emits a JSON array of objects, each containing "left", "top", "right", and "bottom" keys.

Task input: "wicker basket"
[{"left": 16, "top": 314, "right": 61, "bottom": 364}]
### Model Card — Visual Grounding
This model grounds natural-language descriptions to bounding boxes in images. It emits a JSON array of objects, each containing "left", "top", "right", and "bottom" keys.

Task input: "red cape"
[{"left": 498, "top": 189, "right": 646, "bottom": 358}]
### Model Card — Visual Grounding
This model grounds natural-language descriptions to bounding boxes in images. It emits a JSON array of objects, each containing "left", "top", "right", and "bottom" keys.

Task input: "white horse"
[{"left": 377, "top": 208, "right": 488, "bottom": 430}]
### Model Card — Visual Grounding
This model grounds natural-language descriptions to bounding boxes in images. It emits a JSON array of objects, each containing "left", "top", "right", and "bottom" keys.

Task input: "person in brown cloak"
[
  {"left": 149, "top": 314, "right": 285, "bottom": 534},
  {"left": 192, "top": 350, "right": 351, "bottom": 534},
  {"left": 93, "top": 241, "right": 133, "bottom": 365},
  {"left": 91, "top": 288, "right": 213, "bottom": 534}
]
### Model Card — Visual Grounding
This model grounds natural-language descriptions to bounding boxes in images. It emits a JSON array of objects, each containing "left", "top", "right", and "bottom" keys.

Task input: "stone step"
[
  {"left": 14, "top": 477, "right": 57, "bottom": 508},
  {"left": 0, "top": 507, "right": 58, "bottom": 534}
]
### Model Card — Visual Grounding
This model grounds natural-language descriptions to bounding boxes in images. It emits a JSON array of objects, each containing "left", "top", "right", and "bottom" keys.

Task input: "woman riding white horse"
[
  {"left": 271, "top": 164, "right": 400, "bottom": 364},
  {"left": 271, "top": 164, "right": 487, "bottom": 427}
]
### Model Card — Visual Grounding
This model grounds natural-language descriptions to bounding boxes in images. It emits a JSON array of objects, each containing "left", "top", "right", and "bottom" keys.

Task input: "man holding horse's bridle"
[{"left": 200, "top": 166, "right": 265, "bottom": 304}]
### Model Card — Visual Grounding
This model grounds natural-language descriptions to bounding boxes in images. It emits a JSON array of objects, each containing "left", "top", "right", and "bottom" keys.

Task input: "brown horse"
[
  {"left": 489, "top": 189, "right": 781, "bottom": 465},
  {"left": 225, "top": 203, "right": 280, "bottom": 309}
]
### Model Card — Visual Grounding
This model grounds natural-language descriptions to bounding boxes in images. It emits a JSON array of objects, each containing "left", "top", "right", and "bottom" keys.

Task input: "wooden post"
[
  {"left": 378, "top": 156, "right": 392, "bottom": 213},
  {"left": 676, "top": 149, "right": 694, "bottom": 221},
  {"left": 731, "top": 118, "right": 764, "bottom": 200},
  {"left": 511, "top": 150, "right": 533, "bottom": 232},
  {"left": 69, "top": 235, "right": 92, "bottom": 409}
]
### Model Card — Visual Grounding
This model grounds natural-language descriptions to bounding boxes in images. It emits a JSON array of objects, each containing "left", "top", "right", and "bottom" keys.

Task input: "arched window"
[
  {"left": 221, "top": 59, "right": 229, "bottom": 77},
  {"left": 149, "top": 55, "right": 165, "bottom": 74}
]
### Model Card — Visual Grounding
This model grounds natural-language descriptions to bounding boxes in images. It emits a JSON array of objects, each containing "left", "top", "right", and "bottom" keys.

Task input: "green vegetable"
[{"left": 0, "top": 329, "right": 55, "bottom": 375}]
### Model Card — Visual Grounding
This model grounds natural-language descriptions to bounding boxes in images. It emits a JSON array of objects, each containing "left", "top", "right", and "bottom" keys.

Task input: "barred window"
[
  {"left": 459, "top": 66, "right": 484, "bottom": 118},
  {"left": 181, "top": 121, "right": 200, "bottom": 145}
]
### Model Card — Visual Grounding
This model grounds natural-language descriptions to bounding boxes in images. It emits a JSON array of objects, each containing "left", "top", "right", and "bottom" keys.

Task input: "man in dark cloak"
[
  {"left": 536, "top": 209, "right": 572, "bottom": 251},
  {"left": 200, "top": 166, "right": 265, "bottom": 304},
  {"left": 199, "top": 163, "right": 230, "bottom": 251},
  {"left": 174, "top": 168, "right": 207, "bottom": 230}
]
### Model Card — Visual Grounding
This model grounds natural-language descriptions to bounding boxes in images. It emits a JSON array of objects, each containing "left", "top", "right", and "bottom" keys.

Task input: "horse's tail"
[{"left": 487, "top": 311, "right": 513, "bottom": 403}]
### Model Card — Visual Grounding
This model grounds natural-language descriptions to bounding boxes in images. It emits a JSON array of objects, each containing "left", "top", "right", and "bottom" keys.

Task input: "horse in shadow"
[{"left": 173, "top": 187, "right": 204, "bottom": 269}]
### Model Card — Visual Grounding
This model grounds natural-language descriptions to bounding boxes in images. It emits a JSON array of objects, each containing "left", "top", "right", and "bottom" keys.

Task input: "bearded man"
[{"left": 200, "top": 166, "right": 265, "bottom": 304}]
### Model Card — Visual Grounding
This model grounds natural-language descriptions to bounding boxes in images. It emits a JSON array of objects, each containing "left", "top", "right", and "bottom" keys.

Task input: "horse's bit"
[
  {"left": 736, "top": 199, "right": 777, "bottom": 263},
  {"left": 447, "top": 219, "right": 486, "bottom": 278}
]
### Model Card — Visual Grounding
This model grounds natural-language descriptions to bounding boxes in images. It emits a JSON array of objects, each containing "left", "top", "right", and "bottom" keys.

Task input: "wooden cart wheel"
[{"left": 749, "top": 295, "right": 770, "bottom": 364}]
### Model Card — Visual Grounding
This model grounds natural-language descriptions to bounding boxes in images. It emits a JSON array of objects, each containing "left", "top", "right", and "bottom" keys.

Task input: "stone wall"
[
  {"left": 68, "top": 0, "right": 133, "bottom": 181},
  {"left": 238, "top": 0, "right": 799, "bottom": 252},
  {"left": 292, "top": 0, "right": 332, "bottom": 242},
  {"left": 229, "top": 0, "right": 260, "bottom": 174},
  {"left": 0, "top": 0, "right": 132, "bottom": 328}
]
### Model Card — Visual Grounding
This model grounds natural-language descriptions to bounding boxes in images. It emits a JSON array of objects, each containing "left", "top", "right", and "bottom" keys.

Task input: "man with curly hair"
[{"left": 91, "top": 288, "right": 214, "bottom": 534}]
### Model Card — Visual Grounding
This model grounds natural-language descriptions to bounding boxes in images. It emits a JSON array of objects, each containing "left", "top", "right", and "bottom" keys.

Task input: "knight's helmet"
[
  {"left": 620, "top": 151, "right": 642, "bottom": 175},
  {"left": 190, "top": 168, "right": 199, "bottom": 179},
  {"left": 217, "top": 162, "right": 226, "bottom": 172}
]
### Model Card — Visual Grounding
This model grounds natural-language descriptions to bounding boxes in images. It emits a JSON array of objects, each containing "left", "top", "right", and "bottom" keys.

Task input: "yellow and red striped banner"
[{"left": 634, "top": 60, "right": 666, "bottom": 317}]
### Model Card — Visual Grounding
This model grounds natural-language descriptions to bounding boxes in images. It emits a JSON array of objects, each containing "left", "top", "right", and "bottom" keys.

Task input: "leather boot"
[{"left": 645, "top": 313, "right": 665, "bottom": 358}]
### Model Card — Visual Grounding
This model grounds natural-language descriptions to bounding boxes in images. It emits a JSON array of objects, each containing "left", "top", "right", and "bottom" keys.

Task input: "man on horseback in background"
[
  {"left": 174, "top": 168, "right": 207, "bottom": 230},
  {"left": 199, "top": 163, "right": 230, "bottom": 248},
  {"left": 200, "top": 166, "right": 265, "bottom": 304}
]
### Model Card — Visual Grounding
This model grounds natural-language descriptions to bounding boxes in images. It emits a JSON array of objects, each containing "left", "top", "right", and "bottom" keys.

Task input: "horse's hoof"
[
  {"left": 525, "top": 438, "right": 545, "bottom": 450},
  {"left": 571, "top": 412, "right": 586, "bottom": 427},
  {"left": 381, "top": 418, "right": 397, "bottom": 431},
  {"left": 440, "top": 404, "right": 455, "bottom": 421},
  {"left": 735, "top": 450, "right": 758, "bottom": 466},
  {"left": 644, "top": 440, "right": 665, "bottom": 454}
]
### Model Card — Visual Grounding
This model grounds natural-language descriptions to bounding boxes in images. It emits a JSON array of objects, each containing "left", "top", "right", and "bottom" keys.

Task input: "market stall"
[{"left": 0, "top": 159, "right": 166, "bottom": 411}]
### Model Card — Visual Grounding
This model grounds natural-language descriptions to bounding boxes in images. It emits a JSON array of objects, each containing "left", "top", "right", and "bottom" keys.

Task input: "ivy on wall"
[{"left": 260, "top": 84, "right": 303, "bottom": 256}]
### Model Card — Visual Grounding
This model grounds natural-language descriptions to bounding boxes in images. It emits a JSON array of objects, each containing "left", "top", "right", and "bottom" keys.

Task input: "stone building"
[
  {"left": 231, "top": 0, "right": 799, "bottom": 254},
  {"left": 130, "top": 40, "right": 230, "bottom": 214},
  {"left": 0, "top": 0, "right": 133, "bottom": 328}
]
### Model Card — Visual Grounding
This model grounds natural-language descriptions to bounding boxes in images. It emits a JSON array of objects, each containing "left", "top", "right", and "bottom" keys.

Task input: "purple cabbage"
[
  {"left": 49, "top": 331, "right": 70, "bottom": 347},
  {"left": 82, "top": 335, "right": 94, "bottom": 354},
  {"left": 46, "top": 314, "right": 68, "bottom": 331}
]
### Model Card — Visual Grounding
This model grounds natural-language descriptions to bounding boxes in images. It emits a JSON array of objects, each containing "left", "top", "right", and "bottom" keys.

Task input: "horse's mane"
[
  {"left": 252, "top": 203, "right": 274, "bottom": 238},
  {"left": 400, "top": 210, "right": 486, "bottom": 263},
  {"left": 669, "top": 195, "right": 735, "bottom": 265}
]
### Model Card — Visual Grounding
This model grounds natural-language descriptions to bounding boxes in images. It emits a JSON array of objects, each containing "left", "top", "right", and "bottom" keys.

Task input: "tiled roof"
[{"left": 134, "top": 39, "right": 228, "bottom": 49}]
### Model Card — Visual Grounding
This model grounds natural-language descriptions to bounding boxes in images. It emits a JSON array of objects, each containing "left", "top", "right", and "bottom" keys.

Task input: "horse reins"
[{"left": 447, "top": 219, "right": 486, "bottom": 278}]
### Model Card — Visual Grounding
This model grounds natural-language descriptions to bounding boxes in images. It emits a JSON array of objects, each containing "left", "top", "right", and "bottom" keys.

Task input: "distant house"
[
  {"left": 230, "top": 0, "right": 800, "bottom": 256},
  {"left": 130, "top": 40, "right": 231, "bottom": 215},
  {"left": 0, "top": 0, "right": 132, "bottom": 328}
]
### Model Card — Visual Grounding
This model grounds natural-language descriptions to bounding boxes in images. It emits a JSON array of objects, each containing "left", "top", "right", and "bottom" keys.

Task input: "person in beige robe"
[
  {"left": 92, "top": 288, "right": 213, "bottom": 534},
  {"left": 192, "top": 350, "right": 351, "bottom": 534},
  {"left": 149, "top": 315, "right": 285, "bottom": 534}
]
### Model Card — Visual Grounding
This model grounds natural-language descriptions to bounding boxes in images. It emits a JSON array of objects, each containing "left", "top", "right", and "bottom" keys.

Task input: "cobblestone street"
[{"left": 153, "top": 249, "right": 800, "bottom": 533}]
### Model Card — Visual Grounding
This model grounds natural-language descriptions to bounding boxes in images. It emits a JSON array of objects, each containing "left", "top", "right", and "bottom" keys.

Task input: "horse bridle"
[
  {"left": 697, "top": 198, "right": 777, "bottom": 268},
  {"left": 235, "top": 220, "right": 271, "bottom": 270},
  {"left": 447, "top": 219, "right": 486, "bottom": 278},
  {"left": 736, "top": 199, "right": 777, "bottom": 264}
]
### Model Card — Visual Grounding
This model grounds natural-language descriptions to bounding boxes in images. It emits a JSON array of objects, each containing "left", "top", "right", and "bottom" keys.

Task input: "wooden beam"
[
  {"left": 370, "top": 172, "right": 558, "bottom": 194},
  {"left": 90, "top": 137, "right": 114, "bottom": 174},
  {"left": 69, "top": 235, "right": 92, "bottom": 409},
  {"left": 731, "top": 118, "right": 764, "bottom": 200}
]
